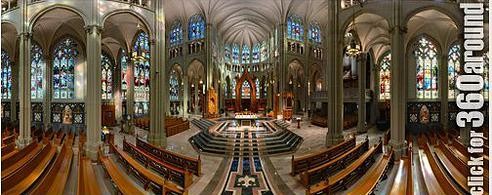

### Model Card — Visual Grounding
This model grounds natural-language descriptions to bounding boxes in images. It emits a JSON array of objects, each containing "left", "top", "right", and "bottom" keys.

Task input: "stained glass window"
[
  {"left": 132, "top": 32, "right": 151, "bottom": 114},
  {"left": 170, "top": 21, "right": 183, "bottom": 46},
  {"left": 242, "top": 81, "right": 251, "bottom": 98},
  {"left": 188, "top": 14, "right": 205, "bottom": 41},
  {"left": 252, "top": 44, "right": 260, "bottom": 63},
  {"left": 379, "top": 52, "right": 391, "bottom": 100},
  {"left": 232, "top": 78, "right": 237, "bottom": 98},
  {"left": 308, "top": 22, "right": 321, "bottom": 44},
  {"left": 1, "top": 50, "right": 12, "bottom": 100},
  {"left": 414, "top": 37, "right": 438, "bottom": 99},
  {"left": 447, "top": 44, "right": 460, "bottom": 99},
  {"left": 170, "top": 71, "right": 179, "bottom": 101},
  {"left": 53, "top": 38, "right": 78, "bottom": 100},
  {"left": 31, "top": 43, "right": 44, "bottom": 99},
  {"left": 484, "top": 51, "right": 489, "bottom": 100},
  {"left": 225, "top": 45, "right": 231, "bottom": 62},
  {"left": 261, "top": 41, "right": 268, "bottom": 62},
  {"left": 242, "top": 44, "right": 250, "bottom": 64},
  {"left": 232, "top": 44, "right": 240, "bottom": 64},
  {"left": 287, "top": 15, "right": 304, "bottom": 42},
  {"left": 255, "top": 78, "right": 260, "bottom": 99},
  {"left": 120, "top": 49, "right": 129, "bottom": 100},
  {"left": 101, "top": 52, "right": 113, "bottom": 100}
]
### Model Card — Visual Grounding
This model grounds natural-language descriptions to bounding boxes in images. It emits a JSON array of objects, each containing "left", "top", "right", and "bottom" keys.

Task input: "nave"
[{"left": 1, "top": 0, "right": 490, "bottom": 194}]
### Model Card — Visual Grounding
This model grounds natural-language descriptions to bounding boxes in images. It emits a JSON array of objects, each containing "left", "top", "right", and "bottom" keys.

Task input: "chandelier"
[{"left": 346, "top": 39, "right": 360, "bottom": 56}]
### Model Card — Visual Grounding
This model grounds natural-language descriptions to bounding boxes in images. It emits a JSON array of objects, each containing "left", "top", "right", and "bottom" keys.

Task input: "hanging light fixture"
[
  {"left": 345, "top": 2, "right": 361, "bottom": 57},
  {"left": 346, "top": 39, "right": 360, "bottom": 56}
]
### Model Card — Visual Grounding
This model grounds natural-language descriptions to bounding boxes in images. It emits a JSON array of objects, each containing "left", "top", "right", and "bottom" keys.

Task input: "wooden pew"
[
  {"left": 136, "top": 137, "right": 201, "bottom": 176},
  {"left": 124, "top": 140, "right": 193, "bottom": 188},
  {"left": 300, "top": 140, "right": 369, "bottom": 187},
  {"left": 31, "top": 142, "right": 74, "bottom": 195},
  {"left": 437, "top": 141, "right": 489, "bottom": 192},
  {"left": 2, "top": 134, "right": 16, "bottom": 146},
  {"left": 111, "top": 144, "right": 188, "bottom": 195},
  {"left": 346, "top": 150, "right": 394, "bottom": 195},
  {"left": 420, "top": 142, "right": 461, "bottom": 195},
  {"left": 2, "top": 140, "right": 42, "bottom": 178},
  {"left": 306, "top": 141, "right": 383, "bottom": 194},
  {"left": 291, "top": 137, "right": 355, "bottom": 175},
  {"left": 54, "top": 131, "right": 66, "bottom": 146},
  {"left": 99, "top": 149, "right": 147, "bottom": 195},
  {"left": 2, "top": 143, "right": 57, "bottom": 194},
  {"left": 389, "top": 142, "right": 413, "bottom": 195},
  {"left": 1, "top": 142, "right": 16, "bottom": 157},
  {"left": 77, "top": 155, "right": 102, "bottom": 195}
]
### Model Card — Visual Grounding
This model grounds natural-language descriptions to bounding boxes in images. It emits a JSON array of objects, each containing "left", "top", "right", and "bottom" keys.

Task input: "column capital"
[
  {"left": 150, "top": 38, "right": 156, "bottom": 45},
  {"left": 84, "top": 24, "right": 103, "bottom": 34},
  {"left": 17, "top": 32, "right": 32, "bottom": 39}
]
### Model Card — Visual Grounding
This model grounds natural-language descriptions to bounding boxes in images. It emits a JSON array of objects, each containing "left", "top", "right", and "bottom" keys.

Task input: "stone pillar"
[
  {"left": 16, "top": 0, "right": 31, "bottom": 147},
  {"left": 17, "top": 32, "right": 32, "bottom": 147},
  {"left": 278, "top": 24, "right": 286, "bottom": 113},
  {"left": 357, "top": 53, "right": 367, "bottom": 134},
  {"left": 149, "top": 0, "right": 166, "bottom": 147},
  {"left": 85, "top": 24, "right": 103, "bottom": 160},
  {"left": 440, "top": 53, "right": 449, "bottom": 131},
  {"left": 125, "top": 54, "right": 135, "bottom": 133},
  {"left": 194, "top": 81, "right": 199, "bottom": 115},
  {"left": 183, "top": 76, "right": 189, "bottom": 117},
  {"left": 326, "top": 0, "right": 344, "bottom": 146},
  {"left": 389, "top": 0, "right": 407, "bottom": 159},
  {"left": 43, "top": 53, "right": 52, "bottom": 129}
]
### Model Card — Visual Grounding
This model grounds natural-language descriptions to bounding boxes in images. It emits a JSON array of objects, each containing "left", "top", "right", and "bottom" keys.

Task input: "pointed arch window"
[
  {"left": 379, "top": 52, "right": 391, "bottom": 100},
  {"left": 414, "top": 37, "right": 439, "bottom": 99},
  {"left": 447, "top": 44, "right": 460, "bottom": 99},
  {"left": 224, "top": 45, "right": 231, "bottom": 62},
  {"left": 53, "top": 38, "right": 78, "bottom": 100},
  {"left": 120, "top": 49, "right": 129, "bottom": 100},
  {"left": 232, "top": 44, "right": 240, "bottom": 64},
  {"left": 170, "top": 71, "right": 179, "bottom": 101},
  {"left": 1, "top": 50, "right": 12, "bottom": 100},
  {"left": 132, "top": 32, "right": 151, "bottom": 114},
  {"left": 242, "top": 45, "right": 250, "bottom": 64},
  {"left": 232, "top": 78, "right": 237, "bottom": 98},
  {"left": 252, "top": 44, "right": 260, "bottom": 63},
  {"left": 308, "top": 22, "right": 321, "bottom": 44},
  {"left": 188, "top": 14, "right": 205, "bottom": 41},
  {"left": 101, "top": 52, "right": 114, "bottom": 100},
  {"left": 287, "top": 15, "right": 304, "bottom": 42},
  {"left": 261, "top": 41, "right": 268, "bottom": 62},
  {"left": 170, "top": 21, "right": 183, "bottom": 46},
  {"left": 31, "top": 43, "right": 45, "bottom": 99},
  {"left": 255, "top": 78, "right": 260, "bottom": 99}
]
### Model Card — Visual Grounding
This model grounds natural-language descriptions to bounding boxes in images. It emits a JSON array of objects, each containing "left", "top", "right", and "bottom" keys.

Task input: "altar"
[{"left": 234, "top": 112, "right": 258, "bottom": 126}]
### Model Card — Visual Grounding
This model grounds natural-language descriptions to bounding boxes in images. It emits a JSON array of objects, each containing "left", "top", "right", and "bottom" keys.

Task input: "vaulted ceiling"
[{"left": 164, "top": 0, "right": 328, "bottom": 46}]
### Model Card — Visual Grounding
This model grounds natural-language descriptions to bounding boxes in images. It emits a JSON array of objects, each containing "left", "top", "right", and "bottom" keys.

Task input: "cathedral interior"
[{"left": 0, "top": 0, "right": 490, "bottom": 194}]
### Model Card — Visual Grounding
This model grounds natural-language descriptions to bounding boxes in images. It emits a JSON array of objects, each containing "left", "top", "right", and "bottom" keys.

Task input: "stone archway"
[{"left": 235, "top": 70, "right": 257, "bottom": 113}]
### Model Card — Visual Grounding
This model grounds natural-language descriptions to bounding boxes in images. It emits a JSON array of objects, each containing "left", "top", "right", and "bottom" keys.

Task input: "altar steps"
[{"left": 189, "top": 120, "right": 303, "bottom": 156}]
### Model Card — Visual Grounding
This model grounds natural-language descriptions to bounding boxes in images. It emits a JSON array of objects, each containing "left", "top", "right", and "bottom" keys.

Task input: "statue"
[
  {"left": 62, "top": 105, "right": 73, "bottom": 124},
  {"left": 419, "top": 105, "right": 430, "bottom": 124}
]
